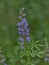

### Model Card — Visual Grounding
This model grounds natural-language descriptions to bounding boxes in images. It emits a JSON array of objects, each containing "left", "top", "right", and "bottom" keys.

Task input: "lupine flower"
[
  {"left": 26, "top": 36, "right": 30, "bottom": 42},
  {"left": 20, "top": 43, "right": 24, "bottom": 49},
  {"left": 22, "top": 32, "right": 25, "bottom": 36},
  {"left": 17, "top": 22, "right": 21, "bottom": 27},
  {"left": 17, "top": 8, "right": 30, "bottom": 49},
  {"left": 24, "top": 26, "right": 28, "bottom": 30},
  {"left": 18, "top": 31, "right": 22, "bottom": 35},
  {"left": 25, "top": 29, "right": 30, "bottom": 35},
  {"left": 19, "top": 37, "right": 24, "bottom": 42},
  {"left": 18, "top": 16, "right": 22, "bottom": 19},
  {"left": 21, "top": 18, "right": 28, "bottom": 26},
  {"left": 18, "top": 27, "right": 24, "bottom": 32},
  {"left": 19, "top": 37, "right": 24, "bottom": 49},
  {"left": 24, "top": 22, "right": 28, "bottom": 27},
  {"left": 21, "top": 18, "right": 27, "bottom": 25}
]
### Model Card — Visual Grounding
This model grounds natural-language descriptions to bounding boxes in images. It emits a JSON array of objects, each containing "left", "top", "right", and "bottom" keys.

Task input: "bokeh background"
[{"left": 0, "top": 0, "right": 49, "bottom": 65}]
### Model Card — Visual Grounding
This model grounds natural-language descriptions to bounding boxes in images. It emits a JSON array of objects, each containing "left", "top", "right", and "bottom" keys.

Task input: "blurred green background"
[{"left": 0, "top": 0, "right": 49, "bottom": 65}]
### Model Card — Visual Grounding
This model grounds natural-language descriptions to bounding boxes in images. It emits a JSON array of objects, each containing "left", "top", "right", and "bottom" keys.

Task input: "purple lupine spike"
[
  {"left": 17, "top": 22, "right": 21, "bottom": 27},
  {"left": 17, "top": 8, "right": 31, "bottom": 49},
  {"left": 26, "top": 36, "right": 30, "bottom": 42},
  {"left": 19, "top": 37, "right": 24, "bottom": 42}
]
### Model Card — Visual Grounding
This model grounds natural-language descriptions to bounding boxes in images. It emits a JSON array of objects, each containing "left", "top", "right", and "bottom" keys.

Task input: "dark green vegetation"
[{"left": 0, "top": 0, "right": 49, "bottom": 65}]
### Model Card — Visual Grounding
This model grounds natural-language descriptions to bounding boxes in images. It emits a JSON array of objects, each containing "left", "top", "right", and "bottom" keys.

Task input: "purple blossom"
[
  {"left": 26, "top": 29, "right": 29, "bottom": 32},
  {"left": 19, "top": 37, "right": 24, "bottom": 42},
  {"left": 23, "top": 22, "right": 28, "bottom": 30},
  {"left": 18, "top": 16, "right": 22, "bottom": 19},
  {"left": 24, "top": 22, "right": 28, "bottom": 27},
  {"left": 22, "top": 32, "right": 25, "bottom": 36},
  {"left": 18, "top": 31, "right": 22, "bottom": 35},
  {"left": 25, "top": 29, "right": 30, "bottom": 35},
  {"left": 21, "top": 43, "right": 24, "bottom": 49},
  {"left": 17, "top": 22, "right": 21, "bottom": 27},
  {"left": 26, "top": 36, "right": 30, "bottom": 42},
  {"left": 21, "top": 18, "right": 27, "bottom": 25},
  {"left": 24, "top": 26, "right": 28, "bottom": 30},
  {"left": 26, "top": 32, "right": 29, "bottom": 35},
  {"left": 19, "top": 37, "right": 24, "bottom": 49},
  {"left": 18, "top": 27, "right": 24, "bottom": 32},
  {"left": 17, "top": 9, "right": 31, "bottom": 49},
  {"left": 18, "top": 31, "right": 25, "bottom": 35}
]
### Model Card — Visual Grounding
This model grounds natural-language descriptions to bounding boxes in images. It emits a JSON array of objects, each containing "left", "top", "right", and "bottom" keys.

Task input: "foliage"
[{"left": 7, "top": 39, "right": 44, "bottom": 65}]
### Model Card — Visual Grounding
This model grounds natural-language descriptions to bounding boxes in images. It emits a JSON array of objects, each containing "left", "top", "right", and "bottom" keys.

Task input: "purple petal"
[
  {"left": 19, "top": 37, "right": 24, "bottom": 42},
  {"left": 21, "top": 42, "right": 24, "bottom": 49},
  {"left": 18, "top": 31, "right": 25, "bottom": 36},
  {"left": 24, "top": 26, "right": 28, "bottom": 30},
  {"left": 18, "top": 27, "right": 24, "bottom": 32},
  {"left": 23, "top": 23, "right": 28, "bottom": 30},
  {"left": 24, "top": 22, "right": 28, "bottom": 27},
  {"left": 17, "top": 22, "right": 21, "bottom": 27},
  {"left": 21, "top": 18, "right": 27, "bottom": 25},
  {"left": 18, "top": 31, "right": 22, "bottom": 35},
  {"left": 22, "top": 32, "right": 25, "bottom": 36},
  {"left": 26, "top": 32, "right": 29, "bottom": 35},
  {"left": 25, "top": 30, "right": 30, "bottom": 35},
  {"left": 26, "top": 29, "right": 29, "bottom": 32},
  {"left": 26, "top": 36, "right": 30, "bottom": 42},
  {"left": 18, "top": 16, "right": 22, "bottom": 19}
]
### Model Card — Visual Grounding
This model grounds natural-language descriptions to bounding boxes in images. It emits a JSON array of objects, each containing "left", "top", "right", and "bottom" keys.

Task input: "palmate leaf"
[
  {"left": 36, "top": 54, "right": 43, "bottom": 58},
  {"left": 31, "top": 40, "right": 44, "bottom": 46},
  {"left": 33, "top": 44, "right": 41, "bottom": 50},
  {"left": 37, "top": 51, "right": 45, "bottom": 54},
  {"left": 31, "top": 50, "right": 36, "bottom": 58},
  {"left": 38, "top": 44, "right": 44, "bottom": 47},
  {"left": 31, "top": 40, "right": 44, "bottom": 52},
  {"left": 35, "top": 50, "right": 45, "bottom": 58}
]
